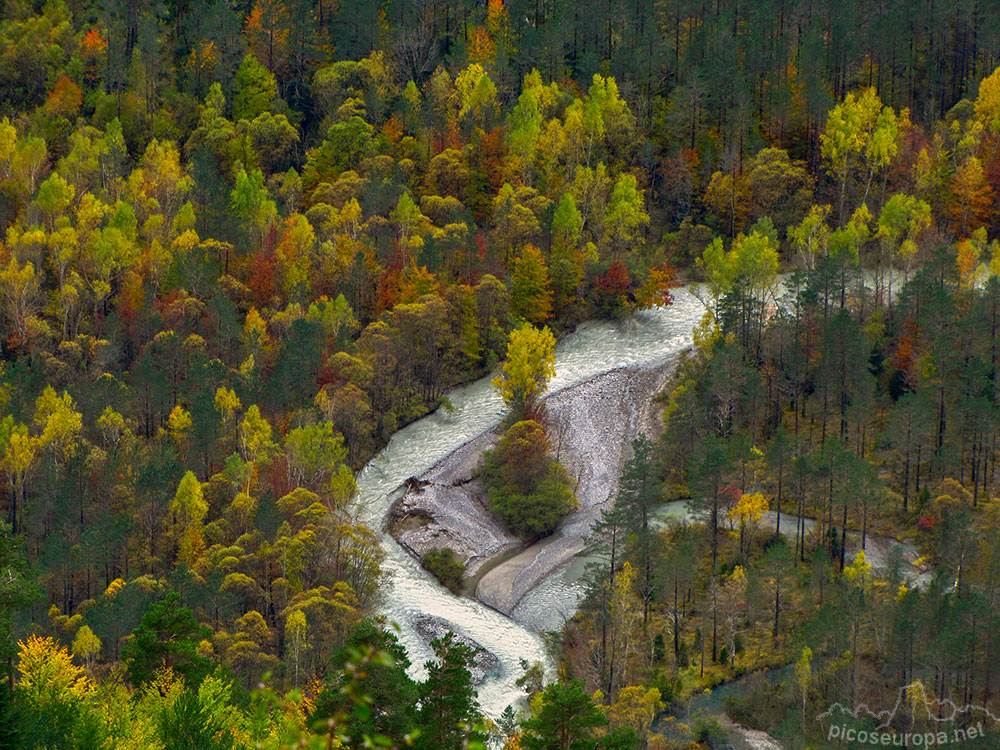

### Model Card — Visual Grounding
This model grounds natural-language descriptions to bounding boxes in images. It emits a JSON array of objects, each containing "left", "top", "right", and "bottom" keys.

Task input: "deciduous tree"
[{"left": 492, "top": 323, "right": 556, "bottom": 414}]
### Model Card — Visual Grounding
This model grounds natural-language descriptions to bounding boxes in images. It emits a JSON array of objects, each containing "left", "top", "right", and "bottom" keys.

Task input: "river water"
[{"left": 353, "top": 285, "right": 706, "bottom": 717}]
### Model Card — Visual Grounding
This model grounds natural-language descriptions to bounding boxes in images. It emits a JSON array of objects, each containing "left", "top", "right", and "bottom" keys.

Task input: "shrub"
[
  {"left": 422, "top": 548, "right": 465, "bottom": 593},
  {"left": 691, "top": 716, "right": 728, "bottom": 747}
]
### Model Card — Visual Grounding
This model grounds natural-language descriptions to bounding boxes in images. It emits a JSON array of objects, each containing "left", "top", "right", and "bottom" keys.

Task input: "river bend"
[{"left": 353, "top": 285, "right": 705, "bottom": 717}]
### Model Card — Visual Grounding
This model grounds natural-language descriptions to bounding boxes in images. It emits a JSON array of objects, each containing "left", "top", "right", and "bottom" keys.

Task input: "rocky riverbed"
[
  {"left": 412, "top": 614, "right": 502, "bottom": 685},
  {"left": 386, "top": 429, "right": 516, "bottom": 581},
  {"left": 387, "top": 356, "right": 679, "bottom": 623}
]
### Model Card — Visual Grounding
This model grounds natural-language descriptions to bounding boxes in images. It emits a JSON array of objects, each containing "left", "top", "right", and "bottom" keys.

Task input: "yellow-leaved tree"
[
  {"left": 820, "top": 87, "right": 899, "bottom": 223},
  {"left": 729, "top": 491, "right": 769, "bottom": 556},
  {"left": 16, "top": 635, "right": 92, "bottom": 707},
  {"left": 492, "top": 323, "right": 556, "bottom": 415},
  {"left": 606, "top": 685, "right": 665, "bottom": 745},
  {"left": 170, "top": 470, "right": 207, "bottom": 567},
  {"left": 510, "top": 244, "right": 553, "bottom": 324},
  {"left": 974, "top": 66, "right": 1000, "bottom": 136},
  {"left": 71, "top": 625, "right": 101, "bottom": 670}
]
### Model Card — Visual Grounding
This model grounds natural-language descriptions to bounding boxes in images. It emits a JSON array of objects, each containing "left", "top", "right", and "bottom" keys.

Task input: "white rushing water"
[{"left": 353, "top": 285, "right": 706, "bottom": 717}]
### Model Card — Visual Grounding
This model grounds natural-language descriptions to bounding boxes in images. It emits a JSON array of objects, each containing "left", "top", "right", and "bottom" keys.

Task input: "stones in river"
[{"left": 412, "top": 614, "right": 503, "bottom": 686}]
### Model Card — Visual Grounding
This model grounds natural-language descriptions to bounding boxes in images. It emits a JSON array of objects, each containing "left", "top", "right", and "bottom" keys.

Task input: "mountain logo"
[{"left": 817, "top": 683, "right": 998, "bottom": 746}]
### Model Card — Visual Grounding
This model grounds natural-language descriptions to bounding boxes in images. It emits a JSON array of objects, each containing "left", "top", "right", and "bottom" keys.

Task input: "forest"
[{"left": 1, "top": 0, "right": 1000, "bottom": 748}]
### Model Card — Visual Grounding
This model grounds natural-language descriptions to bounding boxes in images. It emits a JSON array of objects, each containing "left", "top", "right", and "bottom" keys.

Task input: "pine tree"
[
  {"left": 615, "top": 435, "right": 660, "bottom": 629},
  {"left": 121, "top": 594, "right": 211, "bottom": 687},
  {"left": 315, "top": 618, "right": 419, "bottom": 745},
  {"left": 416, "top": 633, "right": 484, "bottom": 750},
  {"left": 520, "top": 680, "right": 609, "bottom": 750}
]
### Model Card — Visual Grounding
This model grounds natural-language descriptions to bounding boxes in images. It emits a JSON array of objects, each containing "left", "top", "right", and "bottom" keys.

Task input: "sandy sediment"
[
  {"left": 477, "top": 363, "right": 675, "bottom": 614},
  {"left": 387, "top": 355, "right": 678, "bottom": 617}
]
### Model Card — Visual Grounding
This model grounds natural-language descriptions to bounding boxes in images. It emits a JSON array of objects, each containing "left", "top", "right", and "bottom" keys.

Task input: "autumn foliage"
[{"left": 0, "top": 0, "right": 1000, "bottom": 746}]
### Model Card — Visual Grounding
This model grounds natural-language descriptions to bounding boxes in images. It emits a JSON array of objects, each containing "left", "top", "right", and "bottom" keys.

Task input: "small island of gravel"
[{"left": 387, "top": 355, "right": 678, "bottom": 623}]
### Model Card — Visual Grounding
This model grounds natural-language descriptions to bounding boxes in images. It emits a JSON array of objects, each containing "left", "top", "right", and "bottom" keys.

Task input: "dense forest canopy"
[{"left": 1, "top": 0, "right": 1000, "bottom": 748}]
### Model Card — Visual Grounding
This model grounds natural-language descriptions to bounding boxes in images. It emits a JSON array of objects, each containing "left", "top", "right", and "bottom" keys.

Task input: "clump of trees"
[
  {"left": 0, "top": 2, "right": 684, "bottom": 707},
  {"left": 481, "top": 420, "right": 576, "bottom": 541},
  {"left": 5, "top": 617, "right": 493, "bottom": 750},
  {"left": 557, "top": 85, "right": 1000, "bottom": 741}
]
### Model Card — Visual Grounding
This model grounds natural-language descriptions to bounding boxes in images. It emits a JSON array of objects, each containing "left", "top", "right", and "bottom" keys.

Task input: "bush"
[
  {"left": 691, "top": 716, "right": 729, "bottom": 747},
  {"left": 422, "top": 548, "right": 465, "bottom": 593},
  {"left": 649, "top": 668, "right": 680, "bottom": 704},
  {"left": 480, "top": 420, "right": 576, "bottom": 541}
]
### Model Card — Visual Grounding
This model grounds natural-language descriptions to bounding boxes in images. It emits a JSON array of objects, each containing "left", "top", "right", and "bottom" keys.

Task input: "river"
[{"left": 353, "top": 284, "right": 706, "bottom": 717}]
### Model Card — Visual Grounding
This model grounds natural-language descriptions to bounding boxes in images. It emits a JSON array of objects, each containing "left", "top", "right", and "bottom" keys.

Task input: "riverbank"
[
  {"left": 655, "top": 665, "right": 794, "bottom": 750},
  {"left": 386, "top": 429, "right": 517, "bottom": 580},
  {"left": 387, "top": 353, "right": 680, "bottom": 625}
]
